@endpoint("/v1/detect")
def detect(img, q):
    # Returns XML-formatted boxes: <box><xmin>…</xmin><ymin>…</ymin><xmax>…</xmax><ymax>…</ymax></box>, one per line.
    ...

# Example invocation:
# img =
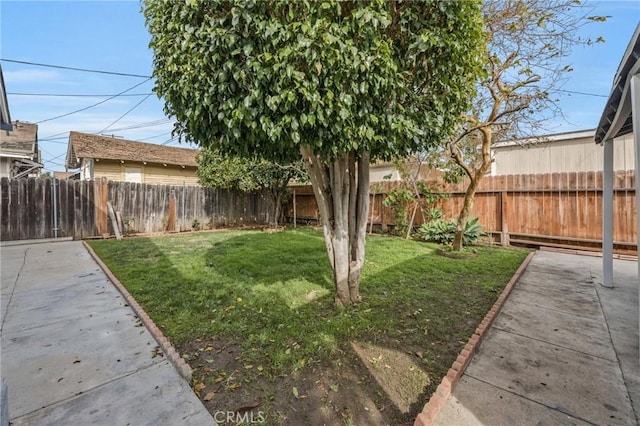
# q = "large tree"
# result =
<box><xmin>197</xmin><ymin>149</ymin><xmax>306</xmax><ymax>227</ymax></box>
<box><xmin>145</xmin><ymin>0</ymin><xmax>484</xmax><ymax>306</ymax></box>
<box><xmin>444</xmin><ymin>0</ymin><xmax>605</xmax><ymax>251</ymax></box>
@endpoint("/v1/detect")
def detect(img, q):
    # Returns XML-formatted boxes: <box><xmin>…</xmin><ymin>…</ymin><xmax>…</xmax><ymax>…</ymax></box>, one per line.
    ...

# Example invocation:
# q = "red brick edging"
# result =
<box><xmin>82</xmin><ymin>241</ymin><xmax>193</xmax><ymax>382</ymax></box>
<box><xmin>414</xmin><ymin>250</ymin><xmax>536</xmax><ymax>426</ymax></box>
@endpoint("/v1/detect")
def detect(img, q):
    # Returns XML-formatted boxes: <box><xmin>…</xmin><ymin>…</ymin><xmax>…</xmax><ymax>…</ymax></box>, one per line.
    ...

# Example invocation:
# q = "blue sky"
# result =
<box><xmin>1</xmin><ymin>1</ymin><xmax>639</xmax><ymax>173</ymax></box>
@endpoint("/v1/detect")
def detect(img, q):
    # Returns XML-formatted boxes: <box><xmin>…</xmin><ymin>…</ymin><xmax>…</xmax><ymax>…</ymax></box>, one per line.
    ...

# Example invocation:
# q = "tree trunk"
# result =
<box><xmin>452</xmin><ymin>127</ymin><xmax>493</xmax><ymax>251</ymax></box>
<box><xmin>452</xmin><ymin>177</ymin><xmax>478</xmax><ymax>251</ymax></box>
<box><xmin>300</xmin><ymin>145</ymin><xmax>370</xmax><ymax>307</ymax></box>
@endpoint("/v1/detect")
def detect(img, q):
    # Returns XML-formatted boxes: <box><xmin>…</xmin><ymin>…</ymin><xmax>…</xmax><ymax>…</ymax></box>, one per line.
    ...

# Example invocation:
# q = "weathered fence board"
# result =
<box><xmin>1</xmin><ymin>178</ymin><xmax>273</xmax><ymax>241</ymax></box>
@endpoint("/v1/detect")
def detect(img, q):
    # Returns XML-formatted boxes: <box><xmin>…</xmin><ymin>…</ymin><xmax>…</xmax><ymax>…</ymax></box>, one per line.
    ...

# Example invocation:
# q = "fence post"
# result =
<box><xmin>52</xmin><ymin>178</ymin><xmax>58</xmax><ymax>238</ymax></box>
<box><xmin>500</xmin><ymin>190</ymin><xmax>509</xmax><ymax>247</ymax></box>
<box><xmin>293</xmin><ymin>188</ymin><xmax>297</xmax><ymax>228</ymax></box>
<box><xmin>182</xmin><ymin>182</ymin><xmax>186</xmax><ymax>232</ymax></box>
<box><xmin>168</xmin><ymin>190</ymin><xmax>176</xmax><ymax>232</ymax></box>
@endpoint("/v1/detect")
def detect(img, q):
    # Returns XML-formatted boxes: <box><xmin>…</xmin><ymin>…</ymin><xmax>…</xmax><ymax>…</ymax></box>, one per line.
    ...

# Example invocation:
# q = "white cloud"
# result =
<box><xmin>3</xmin><ymin>69</ymin><xmax>64</xmax><ymax>84</ymax></box>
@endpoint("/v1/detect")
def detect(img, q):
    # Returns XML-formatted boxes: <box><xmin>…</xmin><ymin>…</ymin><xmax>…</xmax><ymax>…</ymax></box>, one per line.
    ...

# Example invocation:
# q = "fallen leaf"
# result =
<box><xmin>257</xmin><ymin>366</ymin><xmax>264</xmax><ymax>372</ymax></box>
<box><xmin>244</xmin><ymin>364</ymin><xmax>253</xmax><ymax>369</ymax></box>
<box><xmin>236</xmin><ymin>400</ymin><xmax>261</xmax><ymax>412</ymax></box>
<box><xmin>228</xmin><ymin>382</ymin><xmax>241</xmax><ymax>391</ymax></box>
<box><xmin>203</xmin><ymin>392</ymin><xmax>215</xmax><ymax>401</ymax></box>
<box><xmin>415</xmin><ymin>351</ymin><xmax>424</xmax><ymax>359</ymax></box>
<box><xmin>292</xmin><ymin>387</ymin><xmax>299</xmax><ymax>398</ymax></box>
<box><xmin>194</xmin><ymin>382</ymin><xmax>206</xmax><ymax>392</ymax></box>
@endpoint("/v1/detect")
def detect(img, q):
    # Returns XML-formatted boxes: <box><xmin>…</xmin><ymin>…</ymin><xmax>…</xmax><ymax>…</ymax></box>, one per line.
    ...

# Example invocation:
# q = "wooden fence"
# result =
<box><xmin>0</xmin><ymin>178</ymin><xmax>271</xmax><ymax>241</ymax></box>
<box><xmin>2</xmin><ymin>172</ymin><xmax>637</xmax><ymax>254</ymax></box>
<box><xmin>287</xmin><ymin>170</ymin><xmax>637</xmax><ymax>255</ymax></box>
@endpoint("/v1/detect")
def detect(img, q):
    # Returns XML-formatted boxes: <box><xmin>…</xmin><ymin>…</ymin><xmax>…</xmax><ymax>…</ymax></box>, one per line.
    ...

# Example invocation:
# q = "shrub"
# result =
<box><xmin>418</xmin><ymin>216</ymin><xmax>484</xmax><ymax>246</ymax></box>
<box><xmin>418</xmin><ymin>218</ymin><xmax>455</xmax><ymax>244</ymax></box>
<box><xmin>462</xmin><ymin>217</ymin><xmax>483</xmax><ymax>246</ymax></box>
<box><xmin>383</xmin><ymin>188</ymin><xmax>415</xmax><ymax>236</ymax></box>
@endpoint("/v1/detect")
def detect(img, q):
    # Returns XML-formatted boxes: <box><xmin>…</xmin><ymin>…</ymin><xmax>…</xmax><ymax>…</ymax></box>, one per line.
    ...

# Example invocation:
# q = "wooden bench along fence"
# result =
<box><xmin>287</xmin><ymin>170</ymin><xmax>637</xmax><ymax>255</ymax></box>
<box><xmin>0</xmin><ymin>177</ymin><xmax>271</xmax><ymax>241</ymax></box>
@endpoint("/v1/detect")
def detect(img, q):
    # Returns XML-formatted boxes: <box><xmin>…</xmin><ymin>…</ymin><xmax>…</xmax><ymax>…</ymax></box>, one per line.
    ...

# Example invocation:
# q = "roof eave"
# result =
<box><xmin>594</xmin><ymin>23</ymin><xmax>640</xmax><ymax>145</ymax></box>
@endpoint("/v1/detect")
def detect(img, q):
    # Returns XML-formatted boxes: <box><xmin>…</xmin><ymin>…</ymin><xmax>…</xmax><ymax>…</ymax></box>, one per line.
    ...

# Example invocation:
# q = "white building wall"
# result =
<box><xmin>492</xmin><ymin>132</ymin><xmax>635</xmax><ymax>175</ymax></box>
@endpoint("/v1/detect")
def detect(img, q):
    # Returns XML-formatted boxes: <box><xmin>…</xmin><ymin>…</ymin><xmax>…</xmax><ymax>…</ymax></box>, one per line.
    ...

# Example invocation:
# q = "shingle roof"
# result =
<box><xmin>66</xmin><ymin>131</ymin><xmax>199</xmax><ymax>169</ymax></box>
<box><xmin>0</xmin><ymin>121</ymin><xmax>38</xmax><ymax>155</ymax></box>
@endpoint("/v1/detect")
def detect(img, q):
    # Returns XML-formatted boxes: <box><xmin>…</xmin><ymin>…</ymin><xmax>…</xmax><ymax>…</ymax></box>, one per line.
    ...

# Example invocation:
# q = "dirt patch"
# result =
<box><xmin>180</xmin><ymin>337</ymin><xmax>420</xmax><ymax>425</ymax></box>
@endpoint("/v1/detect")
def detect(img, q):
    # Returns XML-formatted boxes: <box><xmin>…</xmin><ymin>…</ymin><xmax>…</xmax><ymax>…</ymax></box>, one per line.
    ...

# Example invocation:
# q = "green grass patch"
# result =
<box><xmin>89</xmin><ymin>228</ymin><xmax>528</xmax><ymax>422</ymax></box>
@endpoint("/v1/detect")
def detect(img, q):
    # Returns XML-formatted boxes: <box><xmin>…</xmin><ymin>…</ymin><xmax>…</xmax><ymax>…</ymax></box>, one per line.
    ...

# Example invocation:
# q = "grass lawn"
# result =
<box><xmin>88</xmin><ymin>228</ymin><xmax>528</xmax><ymax>425</ymax></box>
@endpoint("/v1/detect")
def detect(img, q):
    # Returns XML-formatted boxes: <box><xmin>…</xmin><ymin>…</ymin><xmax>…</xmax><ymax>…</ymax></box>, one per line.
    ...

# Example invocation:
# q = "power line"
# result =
<box><xmin>97</xmin><ymin>93</ymin><xmax>153</xmax><ymax>134</ymax></box>
<box><xmin>555</xmin><ymin>89</ymin><xmax>607</xmax><ymax>98</ymax></box>
<box><xmin>39</xmin><ymin>118</ymin><xmax>173</xmax><ymax>141</ymax></box>
<box><xmin>1</xmin><ymin>58</ymin><xmax>151</xmax><ymax>78</ymax></box>
<box><xmin>35</xmin><ymin>78</ymin><xmax>151</xmax><ymax>124</ymax></box>
<box><xmin>8</xmin><ymin>92</ymin><xmax>153</xmax><ymax>97</ymax></box>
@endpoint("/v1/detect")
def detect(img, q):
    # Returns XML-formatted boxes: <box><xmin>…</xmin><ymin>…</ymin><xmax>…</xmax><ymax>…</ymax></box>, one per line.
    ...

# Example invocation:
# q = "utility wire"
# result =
<box><xmin>1</xmin><ymin>58</ymin><xmax>151</xmax><ymax>78</ymax></box>
<box><xmin>97</xmin><ymin>93</ymin><xmax>153</xmax><ymax>134</ymax></box>
<box><xmin>8</xmin><ymin>92</ymin><xmax>152</xmax><ymax>97</ymax></box>
<box><xmin>39</xmin><ymin>118</ymin><xmax>173</xmax><ymax>141</ymax></box>
<box><xmin>555</xmin><ymin>89</ymin><xmax>607</xmax><ymax>98</ymax></box>
<box><xmin>35</xmin><ymin>78</ymin><xmax>151</xmax><ymax>124</ymax></box>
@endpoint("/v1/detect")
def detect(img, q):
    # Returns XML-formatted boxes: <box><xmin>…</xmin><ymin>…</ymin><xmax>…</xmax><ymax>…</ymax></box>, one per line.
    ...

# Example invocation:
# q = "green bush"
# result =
<box><xmin>383</xmin><ymin>188</ymin><xmax>415</xmax><ymax>236</ymax></box>
<box><xmin>418</xmin><ymin>216</ymin><xmax>484</xmax><ymax>246</ymax></box>
<box><xmin>462</xmin><ymin>217</ymin><xmax>483</xmax><ymax>246</ymax></box>
<box><xmin>418</xmin><ymin>219</ymin><xmax>455</xmax><ymax>244</ymax></box>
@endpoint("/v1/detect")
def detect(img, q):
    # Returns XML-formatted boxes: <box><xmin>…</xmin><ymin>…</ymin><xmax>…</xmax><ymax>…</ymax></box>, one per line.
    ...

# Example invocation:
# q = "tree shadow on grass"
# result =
<box><xmin>91</xmin><ymin>231</ymin><xmax>526</xmax><ymax>425</ymax></box>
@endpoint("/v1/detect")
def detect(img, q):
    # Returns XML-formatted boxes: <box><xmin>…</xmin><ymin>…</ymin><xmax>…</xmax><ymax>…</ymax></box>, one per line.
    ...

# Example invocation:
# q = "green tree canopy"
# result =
<box><xmin>145</xmin><ymin>0</ymin><xmax>485</xmax><ymax>305</ymax></box>
<box><xmin>196</xmin><ymin>149</ymin><xmax>306</xmax><ymax>227</ymax></box>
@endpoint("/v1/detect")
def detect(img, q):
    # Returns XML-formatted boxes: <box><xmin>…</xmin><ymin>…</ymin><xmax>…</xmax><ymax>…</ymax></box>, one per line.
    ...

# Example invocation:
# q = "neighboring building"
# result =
<box><xmin>491</xmin><ymin>129</ymin><xmax>634</xmax><ymax>176</ymax></box>
<box><xmin>0</xmin><ymin>121</ymin><xmax>42</xmax><ymax>179</ymax></box>
<box><xmin>370</xmin><ymin>161</ymin><xmax>402</xmax><ymax>182</ymax></box>
<box><xmin>369</xmin><ymin>157</ymin><xmax>443</xmax><ymax>183</ymax></box>
<box><xmin>53</xmin><ymin>171</ymin><xmax>77</xmax><ymax>180</ymax></box>
<box><xmin>65</xmin><ymin>131</ymin><xmax>200</xmax><ymax>185</ymax></box>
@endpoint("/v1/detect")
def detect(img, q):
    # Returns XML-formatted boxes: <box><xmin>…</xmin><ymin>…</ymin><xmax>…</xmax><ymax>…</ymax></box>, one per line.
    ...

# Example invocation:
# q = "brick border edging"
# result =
<box><xmin>82</xmin><ymin>241</ymin><xmax>193</xmax><ymax>382</ymax></box>
<box><xmin>414</xmin><ymin>250</ymin><xmax>537</xmax><ymax>426</ymax></box>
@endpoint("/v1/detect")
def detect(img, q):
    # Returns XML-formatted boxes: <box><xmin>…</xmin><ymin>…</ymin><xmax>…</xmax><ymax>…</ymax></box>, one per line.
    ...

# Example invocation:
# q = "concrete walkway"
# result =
<box><xmin>435</xmin><ymin>250</ymin><xmax>639</xmax><ymax>425</ymax></box>
<box><xmin>1</xmin><ymin>240</ymin><xmax>214</xmax><ymax>425</ymax></box>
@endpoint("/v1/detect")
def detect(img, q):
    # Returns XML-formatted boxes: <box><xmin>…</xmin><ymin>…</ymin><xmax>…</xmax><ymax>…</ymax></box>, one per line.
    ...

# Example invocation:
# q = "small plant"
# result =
<box><xmin>462</xmin><ymin>217</ymin><xmax>483</xmax><ymax>246</ymax></box>
<box><xmin>382</xmin><ymin>188</ymin><xmax>415</xmax><ymax>236</ymax></box>
<box><xmin>191</xmin><ymin>219</ymin><xmax>201</xmax><ymax>231</ymax></box>
<box><xmin>427</xmin><ymin>207</ymin><xmax>444</xmax><ymax>221</ymax></box>
<box><xmin>418</xmin><ymin>218</ymin><xmax>455</xmax><ymax>244</ymax></box>
<box><xmin>418</xmin><ymin>216</ymin><xmax>484</xmax><ymax>246</ymax></box>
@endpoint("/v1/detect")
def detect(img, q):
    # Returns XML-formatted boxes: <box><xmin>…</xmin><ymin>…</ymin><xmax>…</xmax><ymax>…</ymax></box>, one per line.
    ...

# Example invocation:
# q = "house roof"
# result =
<box><xmin>0</xmin><ymin>64</ymin><xmax>12</xmax><ymax>131</ymax></box>
<box><xmin>0</xmin><ymin>121</ymin><xmax>38</xmax><ymax>156</ymax></box>
<box><xmin>66</xmin><ymin>131</ymin><xmax>199</xmax><ymax>169</ymax></box>
<box><xmin>594</xmin><ymin>23</ymin><xmax>640</xmax><ymax>144</ymax></box>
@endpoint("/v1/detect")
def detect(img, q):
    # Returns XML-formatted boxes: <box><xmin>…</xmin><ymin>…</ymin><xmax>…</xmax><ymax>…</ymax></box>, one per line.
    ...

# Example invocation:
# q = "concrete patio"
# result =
<box><xmin>0</xmin><ymin>240</ymin><xmax>214</xmax><ymax>425</ymax></box>
<box><xmin>434</xmin><ymin>250</ymin><xmax>639</xmax><ymax>425</ymax></box>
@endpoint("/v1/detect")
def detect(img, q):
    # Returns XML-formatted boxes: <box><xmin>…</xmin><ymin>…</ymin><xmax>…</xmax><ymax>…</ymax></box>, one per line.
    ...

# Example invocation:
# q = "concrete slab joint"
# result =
<box><xmin>82</xmin><ymin>241</ymin><xmax>193</xmax><ymax>382</ymax></box>
<box><xmin>1</xmin><ymin>241</ymin><xmax>214</xmax><ymax>425</ymax></box>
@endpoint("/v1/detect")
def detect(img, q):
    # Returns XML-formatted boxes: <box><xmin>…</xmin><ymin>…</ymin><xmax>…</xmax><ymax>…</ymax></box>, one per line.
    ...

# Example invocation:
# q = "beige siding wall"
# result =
<box><xmin>492</xmin><ymin>133</ymin><xmax>634</xmax><ymax>175</ymax></box>
<box><xmin>93</xmin><ymin>160</ymin><xmax>199</xmax><ymax>185</ymax></box>
<box><xmin>370</xmin><ymin>164</ymin><xmax>401</xmax><ymax>182</ymax></box>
